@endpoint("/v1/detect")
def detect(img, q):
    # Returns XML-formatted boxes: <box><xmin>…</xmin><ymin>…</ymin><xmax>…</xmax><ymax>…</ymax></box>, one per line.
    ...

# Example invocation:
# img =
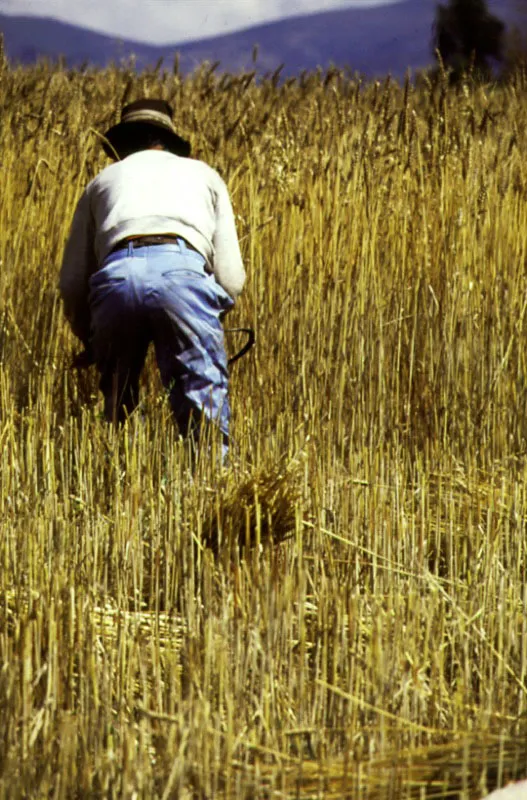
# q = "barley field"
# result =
<box><xmin>0</xmin><ymin>44</ymin><xmax>527</xmax><ymax>798</ymax></box>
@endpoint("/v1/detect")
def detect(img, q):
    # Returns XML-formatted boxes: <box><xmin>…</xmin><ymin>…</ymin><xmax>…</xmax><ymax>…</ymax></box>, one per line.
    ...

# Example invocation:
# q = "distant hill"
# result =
<box><xmin>0</xmin><ymin>1</ymin><xmax>517</xmax><ymax>80</ymax></box>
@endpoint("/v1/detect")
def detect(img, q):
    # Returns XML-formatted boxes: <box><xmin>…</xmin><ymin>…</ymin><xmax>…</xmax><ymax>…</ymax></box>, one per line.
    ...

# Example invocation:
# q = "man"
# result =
<box><xmin>60</xmin><ymin>98</ymin><xmax>246</xmax><ymax>457</ymax></box>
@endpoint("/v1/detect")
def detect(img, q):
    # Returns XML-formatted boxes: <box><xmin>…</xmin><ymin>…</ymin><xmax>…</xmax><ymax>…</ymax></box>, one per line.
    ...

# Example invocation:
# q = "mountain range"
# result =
<box><xmin>0</xmin><ymin>1</ymin><xmax>519</xmax><ymax>80</ymax></box>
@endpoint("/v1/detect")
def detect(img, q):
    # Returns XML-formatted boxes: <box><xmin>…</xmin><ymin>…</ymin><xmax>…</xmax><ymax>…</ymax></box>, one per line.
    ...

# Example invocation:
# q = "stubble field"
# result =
<box><xmin>0</xmin><ymin>49</ymin><xmax>527</xmax><ymax>798</ymax></box>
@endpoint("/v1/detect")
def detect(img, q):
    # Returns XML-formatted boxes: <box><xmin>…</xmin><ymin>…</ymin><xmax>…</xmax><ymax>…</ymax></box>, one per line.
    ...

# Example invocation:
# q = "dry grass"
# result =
<box><xmin>1</xmin><ymin>51</ymin><xmax>527</xmax><ymax>797</ymax></box>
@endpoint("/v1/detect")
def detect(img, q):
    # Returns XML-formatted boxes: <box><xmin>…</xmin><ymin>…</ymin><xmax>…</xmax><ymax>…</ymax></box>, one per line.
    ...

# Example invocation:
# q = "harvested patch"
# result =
<box><xmin>244</xmin><ymin>734</ymin><xmax>527</xmax><ymax>799</ymax></box>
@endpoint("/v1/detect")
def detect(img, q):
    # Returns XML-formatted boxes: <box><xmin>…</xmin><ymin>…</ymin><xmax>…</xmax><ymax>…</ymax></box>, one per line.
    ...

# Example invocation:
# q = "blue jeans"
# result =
<box><xmin>88</xmin><ymin>238</ymin><xmax>234</xmax><ymax>446</ymax></box>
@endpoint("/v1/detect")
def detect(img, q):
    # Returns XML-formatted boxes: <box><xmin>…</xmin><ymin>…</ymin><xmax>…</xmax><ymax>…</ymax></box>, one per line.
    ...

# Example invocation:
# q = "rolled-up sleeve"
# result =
<box><xmin>59</xmin><ymin>190</ymin><xmax>96</xmax><ymax>346</ymax></box>
<box><xmin>212</xmin><ymin>178</ymin><xmax>246</xmax><ymax>300</ymax></box>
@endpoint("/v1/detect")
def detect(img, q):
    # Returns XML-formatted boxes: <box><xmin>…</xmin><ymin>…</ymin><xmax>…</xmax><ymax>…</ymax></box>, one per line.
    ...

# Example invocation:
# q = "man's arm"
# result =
<box><xmin>212</xmin><ymin>178</ymin><xmax>246</xmax><ymax>301</ymax></box>
<box><xmin>59</xmin><ymin>190</ymin><xmax>97</xmax><ymax>348</ymax></box>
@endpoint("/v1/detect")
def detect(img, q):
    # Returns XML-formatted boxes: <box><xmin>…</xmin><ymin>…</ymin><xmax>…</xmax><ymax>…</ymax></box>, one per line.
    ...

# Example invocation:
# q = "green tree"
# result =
<box><xmin>432</xmin><ymin>0</ymin><xmax>505</xmax><ymax>79</ymax></box>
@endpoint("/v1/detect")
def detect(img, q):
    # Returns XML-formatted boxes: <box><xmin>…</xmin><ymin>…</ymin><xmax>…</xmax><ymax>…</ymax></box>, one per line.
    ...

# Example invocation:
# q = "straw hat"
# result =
<box><xmin>102</xmin><ymin>98</ymin><xmax>191</xmax><ymax>158</ymax></box>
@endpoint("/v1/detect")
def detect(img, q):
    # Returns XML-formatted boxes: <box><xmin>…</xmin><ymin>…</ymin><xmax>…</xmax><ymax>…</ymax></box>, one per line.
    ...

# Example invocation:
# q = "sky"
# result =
<box><xmin>0</xmin><ymin>0</ymin><xmax>398</xmax><ymax>44</ymax></box>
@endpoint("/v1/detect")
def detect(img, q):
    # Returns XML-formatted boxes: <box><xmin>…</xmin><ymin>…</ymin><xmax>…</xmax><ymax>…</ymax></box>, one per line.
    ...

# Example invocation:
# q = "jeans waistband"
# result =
<box><xmin>109</xmin><ymin>235</ymin><xmax>199</xmax><ymax>256</ymax></box>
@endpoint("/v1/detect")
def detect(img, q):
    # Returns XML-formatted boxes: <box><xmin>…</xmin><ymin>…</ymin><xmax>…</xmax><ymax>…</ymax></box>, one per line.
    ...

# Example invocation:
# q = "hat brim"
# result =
<box><xmin>102</xmin><ymin>120</ymin><xmax>191</xmax><ymax>159</ymax></box>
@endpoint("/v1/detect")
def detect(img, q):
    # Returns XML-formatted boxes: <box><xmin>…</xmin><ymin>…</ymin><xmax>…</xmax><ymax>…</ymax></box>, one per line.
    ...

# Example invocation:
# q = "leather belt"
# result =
<box><xmin>110</xmin><ymin>235</ymin><xmax>200</xmax><ymax>255</ymax></box>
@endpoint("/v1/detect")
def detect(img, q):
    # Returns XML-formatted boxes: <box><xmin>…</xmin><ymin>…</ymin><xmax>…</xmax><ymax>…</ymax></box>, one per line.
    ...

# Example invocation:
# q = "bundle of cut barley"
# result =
<box><xmin>201</xmin><ymin>455</ymin><xmax>304</xmax><ymax>556</ymax></box>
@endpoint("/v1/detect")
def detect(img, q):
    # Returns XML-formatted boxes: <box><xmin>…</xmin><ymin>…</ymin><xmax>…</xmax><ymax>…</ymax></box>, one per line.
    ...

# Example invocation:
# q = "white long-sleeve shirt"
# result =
<box><xmin>59</xmin><ymin>149</ymin><xmax>246</xmax><ymax>343</ymax></box>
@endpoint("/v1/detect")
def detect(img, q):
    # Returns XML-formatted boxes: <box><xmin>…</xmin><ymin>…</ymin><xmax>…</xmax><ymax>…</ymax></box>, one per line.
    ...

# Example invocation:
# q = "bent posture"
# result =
<box><xmin>60</xmin><ymin>99</ymin><xmax>245</xmax><ymax>455</ymax></box>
